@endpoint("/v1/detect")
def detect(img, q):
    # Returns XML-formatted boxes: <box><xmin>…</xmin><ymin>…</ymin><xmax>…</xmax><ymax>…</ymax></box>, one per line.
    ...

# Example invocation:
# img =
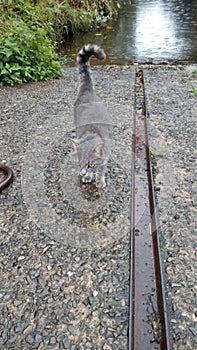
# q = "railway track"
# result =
<box><xmin>129</xmin><ymin>69</ymin><xmax>170</xmax><ymax>350</ymax></box>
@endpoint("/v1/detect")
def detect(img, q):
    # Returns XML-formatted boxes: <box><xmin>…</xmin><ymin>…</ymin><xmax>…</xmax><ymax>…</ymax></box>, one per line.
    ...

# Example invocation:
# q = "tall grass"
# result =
<box><xmin>0</xmin><ymin>0</ymin><xmax>120</xmax><ymax>42</ymax></box>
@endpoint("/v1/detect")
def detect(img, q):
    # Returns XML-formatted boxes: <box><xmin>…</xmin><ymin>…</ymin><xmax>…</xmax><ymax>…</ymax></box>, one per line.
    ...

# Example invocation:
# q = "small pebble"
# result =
<box><xmin>26</xmin><ymin>335</ymin><xmax>35</xmax><ymax>345</ymax></box>
<box><xmin>68</xmin><ymin>325</ymin><xmax>77</xmax><ymax>336</ymax></box>
<box><xmin>62</xmin><ymin>336</ymin><xmax>69</xmax><ymax>348</ymax></box>
<box><xmin>93</xmin><ymin>290</ymin><xmax>99</xmax><ymax>297</ymax></box>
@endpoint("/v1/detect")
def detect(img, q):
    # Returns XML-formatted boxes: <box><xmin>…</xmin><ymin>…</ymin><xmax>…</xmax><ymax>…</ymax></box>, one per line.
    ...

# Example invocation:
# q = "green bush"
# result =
<box><xmin>0</xmin><ymin>22</ymin><xmax>64</xmax><ymax>86</ymax></box>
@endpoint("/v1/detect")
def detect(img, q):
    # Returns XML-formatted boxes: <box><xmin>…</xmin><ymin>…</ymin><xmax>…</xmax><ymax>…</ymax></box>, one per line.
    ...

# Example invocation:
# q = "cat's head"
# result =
<box><xmin>69</xmin><ymin>137</ymin><xmax>106</xmax><ymax>181</ymax></box>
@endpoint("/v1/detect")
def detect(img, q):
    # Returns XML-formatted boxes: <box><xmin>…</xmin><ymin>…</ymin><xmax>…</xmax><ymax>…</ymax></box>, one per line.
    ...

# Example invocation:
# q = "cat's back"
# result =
<box><xmin>74</xmin><ymin>100</ymin><xmax>111</xmax><ymax>128</ymax></box>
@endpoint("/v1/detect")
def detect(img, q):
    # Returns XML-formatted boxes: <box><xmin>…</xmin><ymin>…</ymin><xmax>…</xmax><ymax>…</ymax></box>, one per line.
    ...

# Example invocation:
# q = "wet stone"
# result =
<box><xmin>26</xmin><ymin>334</ymin><xmax>35</xmax><ymax>345</ymax></box>
<box><xmin>50</xmin><ymin>336</ymin><xmax>57</xmax><ymax>345</ymax></box>
<box><xmin>174</xmin><ymin>213</ymin><xmax>180</xmax><ymax>220</ymax></box>
<box><xmin>188</xmin><ymin>326</ymin><xmax>197</xmax><ymax>336</ymax></box>
<box><xmin>23</xmin><ymin>324</ymin><xmax>35</xmax><ymax>335</ymax></box>
<box><xmin>14</xmin><ymin>323</ymin><xmax>23</xmax><ymax>333</ymax></box>
<box><xmin>103</xmin><ymin>344</ymin><xmax>112</xmax><ymax>350</ymax></box>
<box><xmin>68</xmin><ymin>325</ymin><xmax>77</xmax><ymax>336</ymax></box>
<box><xmin>71</xmin><ymin>345</ymin><xmax>77</xmax><ymax>350</ymax></box>
<box><xmin>2</xmin><ymin>329</ymin><xmax>8</xmax><ymax>341</ymax></box>
<box><xmin>83</xmin><ymin>297</ymin><xmax>90</xmax><ymax>306</ymax></box>
<box><xmin>35</xmin><ymin>334</ymin><xmax>42</xmax><ymax>343</ymax></box>
<box><xmin>62</xmin><ymin>335</ymin><xmax>69</xmax><ymax>348</ymax></box>
<box><xmin>85</xmin><ymin>341</ymin><xmax>94</xmax><ymax>348</ymax></box>
<box><xmin>13</xmin><ymin>299</ymin><xmax>23</xmax><ymax>307</ymax></box>
<box><xmin>47</xmin><ymin>297</ymin><xmax>54</xmax><ymax>304</ymax></box>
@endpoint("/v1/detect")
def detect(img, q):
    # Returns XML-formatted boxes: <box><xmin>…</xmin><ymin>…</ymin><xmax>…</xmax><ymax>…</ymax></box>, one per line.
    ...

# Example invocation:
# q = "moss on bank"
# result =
<box><xmin>0</xmin><ymin>0</ymin><xmax>120</xmax><ymax>86</ymax></box>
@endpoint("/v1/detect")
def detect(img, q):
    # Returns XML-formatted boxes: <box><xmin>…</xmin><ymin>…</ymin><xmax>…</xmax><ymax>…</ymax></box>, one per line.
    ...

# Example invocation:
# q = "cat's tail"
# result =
<box><xmin>77</xmin><ymin>44</ymin><xmax>106</xmax><ymax>65</ymax></box>
<box><xmin>77</xmin><ymin>44</ymin><xmax>106</xmax><ymax>86</ymax></box>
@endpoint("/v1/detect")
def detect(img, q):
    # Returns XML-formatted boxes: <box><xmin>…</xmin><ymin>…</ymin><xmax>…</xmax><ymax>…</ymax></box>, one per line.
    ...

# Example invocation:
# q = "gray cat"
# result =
<box><xmin>70</xmin><ymin>44</ymin><xmax>112</xmax><ymax>188</ymax></box>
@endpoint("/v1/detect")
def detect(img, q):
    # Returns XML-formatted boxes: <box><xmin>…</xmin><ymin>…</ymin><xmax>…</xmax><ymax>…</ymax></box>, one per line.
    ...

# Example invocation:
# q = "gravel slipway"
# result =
<box><xmin>0</xmin><ymin>64</ymin><xmax>196</xmax><ymax>349</ymax></box>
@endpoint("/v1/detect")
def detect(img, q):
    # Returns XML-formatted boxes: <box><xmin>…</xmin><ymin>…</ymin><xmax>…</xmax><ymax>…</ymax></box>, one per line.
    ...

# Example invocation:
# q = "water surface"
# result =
<box><xmin>61</xmin><ymin>0</ymin><xmax>197</xmax><ymax>65</ymax></box>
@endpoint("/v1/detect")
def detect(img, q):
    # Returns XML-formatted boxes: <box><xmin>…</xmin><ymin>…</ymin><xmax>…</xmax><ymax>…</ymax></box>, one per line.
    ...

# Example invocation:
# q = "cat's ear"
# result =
<box><xmin>68</xmin><ymin>138</ymin><xmax>79</xmax><ymax>153</ymax></box>
<box><xmin>94</xmin><ymin>143</ymin><xmax>105</xmax><ymax>157</ymax></box>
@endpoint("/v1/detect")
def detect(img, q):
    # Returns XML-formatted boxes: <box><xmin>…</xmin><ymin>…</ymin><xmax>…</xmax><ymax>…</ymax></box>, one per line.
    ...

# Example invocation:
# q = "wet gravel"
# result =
<box><xmin>144</xmin><ymin>65</ymin><xmax>197</xmax><ymax>350</ymax></box>
<box><xmin>0</xmin><ymin>66</ymin><xmax>134</xmax><ymax>349</ymax></box>
<box><xmin>0</xmin><ymin>64</ymin><xmax>196</xmax><ymax>349</ymax></box>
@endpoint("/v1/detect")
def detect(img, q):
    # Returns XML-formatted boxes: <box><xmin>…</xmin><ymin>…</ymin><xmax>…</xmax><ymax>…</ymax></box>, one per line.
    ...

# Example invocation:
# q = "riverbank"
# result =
<box><xmin>0</xmin><ymin>64</ymin><xmax>196</xmax><ymax>349</ymax></box>
<box><xmin>0</xmin><ymin>0</ymin><xmax>120</xmax><ymax>39</ymax></box>
<box><xmin>0</xmin><ymin>0</ymin><xmax>120</xmax><ymax>86</ymax></box>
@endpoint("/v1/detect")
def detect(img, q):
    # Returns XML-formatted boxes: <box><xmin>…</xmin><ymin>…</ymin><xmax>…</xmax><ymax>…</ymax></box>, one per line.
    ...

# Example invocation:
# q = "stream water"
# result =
<box><xmin>60</xmin><ymin>0</ymin><xmax>197</xmax><ymax>65</ymax></box>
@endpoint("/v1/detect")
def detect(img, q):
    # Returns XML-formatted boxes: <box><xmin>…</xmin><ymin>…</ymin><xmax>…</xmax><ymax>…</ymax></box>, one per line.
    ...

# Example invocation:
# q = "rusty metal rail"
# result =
<box><xmin>0</xmin><ymin>163</ymin><xmax>13</xmax><ymax>192</ymax></box>
<box><xmin>129</xmin><ymin>69</ymin><xmax>170</xmax><ymax>350</ymax></box>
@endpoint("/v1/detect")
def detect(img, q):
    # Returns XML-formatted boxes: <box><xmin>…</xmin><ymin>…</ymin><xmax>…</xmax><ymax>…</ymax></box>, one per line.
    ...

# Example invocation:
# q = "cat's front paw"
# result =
<box><xmin>81</xmin><ymin>172</ymin><xmax>94</xmax><ymax>183</ymax></box>
<box><xmin>82</xmin><ymin>176</ymin><xmax>92</xmax><ymax>183</ymax></box>
<box><xmin>96</xmin><ymin>178</ymin><xmax>106</xmax><ymax>189</ymax></box>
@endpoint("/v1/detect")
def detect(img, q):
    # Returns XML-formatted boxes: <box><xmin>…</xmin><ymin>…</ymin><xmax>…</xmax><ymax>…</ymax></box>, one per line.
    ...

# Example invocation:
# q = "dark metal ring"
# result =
<box><xmin>0</xmin><ymin>163</ymin><xmax>14</xmax><ymax>192</ymax></box>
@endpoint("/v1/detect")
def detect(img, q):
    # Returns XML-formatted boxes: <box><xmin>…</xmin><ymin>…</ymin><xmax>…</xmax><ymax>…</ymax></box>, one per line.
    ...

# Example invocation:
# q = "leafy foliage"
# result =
<box><xmin>0</xmin><ymin>23</ymin><xmax>64</xmax><ymax>86</ymax></box>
